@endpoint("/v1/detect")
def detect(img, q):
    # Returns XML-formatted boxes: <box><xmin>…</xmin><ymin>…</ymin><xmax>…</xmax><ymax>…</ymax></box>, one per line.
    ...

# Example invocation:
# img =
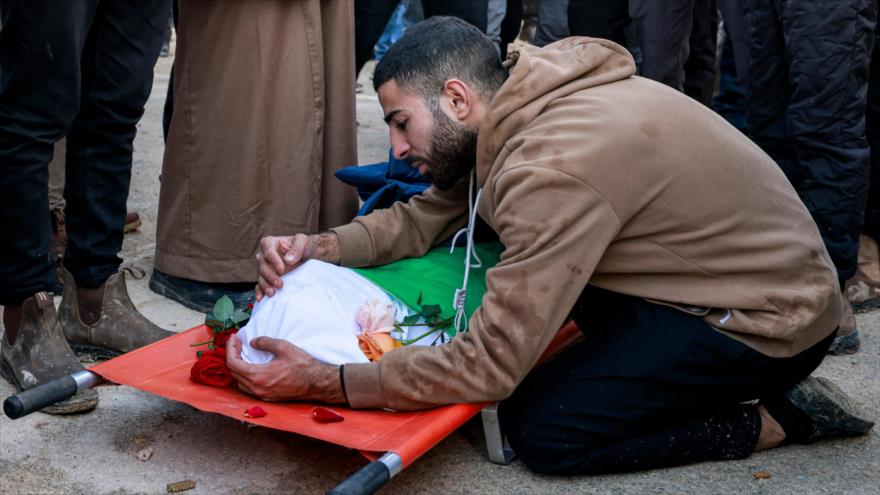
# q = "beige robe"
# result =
<box><xmin>155</xmin><ymin>0</ymin><xmax>358</xmax><ymax>283</ymax></box>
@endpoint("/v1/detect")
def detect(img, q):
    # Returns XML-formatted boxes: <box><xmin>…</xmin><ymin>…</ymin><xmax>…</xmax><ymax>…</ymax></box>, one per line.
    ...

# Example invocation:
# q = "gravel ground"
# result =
<box><xmin>1</xmin><ymin>56</ymin><xmax>878</xmax><ymax>495</ymax></box>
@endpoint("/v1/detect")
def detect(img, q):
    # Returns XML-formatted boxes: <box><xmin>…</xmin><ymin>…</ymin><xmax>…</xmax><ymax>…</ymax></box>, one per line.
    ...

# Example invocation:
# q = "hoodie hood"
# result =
<box><xmin>476</xmin><ymin>37</ymin><xmax>636</xmax><ymax>186</ymax></box>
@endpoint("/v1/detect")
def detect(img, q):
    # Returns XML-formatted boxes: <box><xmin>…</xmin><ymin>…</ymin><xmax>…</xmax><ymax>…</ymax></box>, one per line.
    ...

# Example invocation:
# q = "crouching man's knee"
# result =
<box><xmin>498</xmin><ymin>399</ymin><xmax>600</xmax><ymax>475</ymax></box>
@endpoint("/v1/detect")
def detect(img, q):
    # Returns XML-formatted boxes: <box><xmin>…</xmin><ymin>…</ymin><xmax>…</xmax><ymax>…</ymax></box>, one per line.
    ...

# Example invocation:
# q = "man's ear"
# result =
<box><xmin>441</xmin><ymin>79</ymin><xmax>473</xmax><ymax>122</ymax></box>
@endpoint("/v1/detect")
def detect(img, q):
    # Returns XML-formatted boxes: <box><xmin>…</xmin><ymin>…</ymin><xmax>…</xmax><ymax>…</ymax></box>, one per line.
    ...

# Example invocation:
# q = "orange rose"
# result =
<box><xmin>357</xmin><ymin>332</ymin><xmax>402</xmax><ymax>362</ymax></box>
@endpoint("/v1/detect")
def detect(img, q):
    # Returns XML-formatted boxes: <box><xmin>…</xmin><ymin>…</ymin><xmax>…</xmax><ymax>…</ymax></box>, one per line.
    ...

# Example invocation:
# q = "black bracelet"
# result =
<box><xmin>339</xmin><ymin>364</ymin><xmax>349</xmax><ymax>404</ymax></box>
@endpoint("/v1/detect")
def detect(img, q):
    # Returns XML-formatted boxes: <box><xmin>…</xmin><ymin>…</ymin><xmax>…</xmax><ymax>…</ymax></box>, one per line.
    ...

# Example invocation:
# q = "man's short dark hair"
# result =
<box><xmin>373</xmin><ymin>16</ymin><xmax>508</xmax><ymax>102</ymax></box>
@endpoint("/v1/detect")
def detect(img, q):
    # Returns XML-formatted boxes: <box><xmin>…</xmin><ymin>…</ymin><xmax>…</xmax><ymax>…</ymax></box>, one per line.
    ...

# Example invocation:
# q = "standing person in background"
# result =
<box><xmin>0</xmin><ymin>0</ymin><xmax>173</xmax><ymax>414</ymax></box>
<box><xmin>151</xmin><ymin>0</ymin><xmax>359</xmax><ymax>312</ymax></box>
<box><xmin>45</xmin><ymin>140</ymin><xmax>143</xmax><ymax>296</ymax></box>
<box><xmin>742</xmin><ymin>0</ymin><xmax>876</xmax><ymax>354</ymax></box>
<box><xmin>846</xmin><ymin>20</ymin><xmax>880</xmax><ymax>315</ymax></box>
<box><xmin>532</xmin><ymin>0</ymin><xmax>569</xmax><ymax>47</ymax></box>
<box><xmin>356</xmin><ymin>0</ymin><xmax>402</xmax><ymax>78</ymax></box>
<box><xmin>420</xmin><ymin>0</ymin><xmax>489</xmax><ymax>32</ymax></box>
<box><xmin>519</xmin><ymin>0</ymin><xmax>538</xmax><ymax>43</ymax></box>
<box><xmin>499</xmin><ymin>0</ymin><xmax>524</xmax><ymax>59</ymax></box>
<box><xmin>627</xmin><ymin>0</ymin><xmax>718</xmax><ymax>106</ymax></box>
<box><xmin>48</xmin><ymin>141</ymin><xmax>68</xmax><ymax>292</ymax></box>
<box><xmin>567</xmin><ymin>0</ymin><xmax>629</xmax><ymax>47</ymax></box>
<box><xmin>713</xmin><ymin>0</ymin><xmax>750</xmax><ymax>132</ymax></box>
<box><xmin>373</xmin><ymin>1</ymin><xmax>419</xmax><ymax>65</ymax></box>
<box><xmin>356</xmin><ymin>0</ymin><xmax>519</xmax><ymax>79</ymax></box>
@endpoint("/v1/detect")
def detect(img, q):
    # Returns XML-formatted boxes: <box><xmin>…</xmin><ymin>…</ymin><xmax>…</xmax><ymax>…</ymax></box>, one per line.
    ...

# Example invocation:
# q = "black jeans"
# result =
<box><xmin>420</xmin><ymin>0</ymin><xmax>488</xmax><ymax>33</ymax></box>
<box><xmin>742</xmin><ymin>0</ymin><xmax>876</xmax><ymax>285</ymax></box>
<box><xmin>567</xmin><ymin>0</ymin><xmax>630</xmax><ymax>47</ymax></box>
<box><xmin>628</xmin><ymin>0</ymin><xmax>717</xmax><ymax>106</ymax></box>
<box><xmin>0</xmin><ymin>0</ymin><xmax>169</xmax><ymax>305</ymax></box>
<box><xmin>867</xmin><ymin>20</ymin><xmax>880</xmax><ymax>243</ymax></box>
<box><xmin>498</xmin><ymin>286</ymin><xmax>833</xmax><ymax>475</ymax></box>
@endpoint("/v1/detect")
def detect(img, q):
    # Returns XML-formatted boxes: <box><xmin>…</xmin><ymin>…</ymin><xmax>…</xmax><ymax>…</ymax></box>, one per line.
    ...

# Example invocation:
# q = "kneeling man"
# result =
<box><xmin>229</xmin><ymin>17</ymin><xmax>873</xmax><ymax>474</ymax></box>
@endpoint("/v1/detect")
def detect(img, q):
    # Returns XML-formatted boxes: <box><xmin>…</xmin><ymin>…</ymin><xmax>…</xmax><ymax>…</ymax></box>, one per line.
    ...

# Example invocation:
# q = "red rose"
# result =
<box><xmin>213</xmin><ymin>329</ymin><xmax>238</xmax><ymax>349</ymax></box>
<box><xmin>190</xmin><ymin>349</ymin><xmax>233</xmax><ymax>388</ymax></box>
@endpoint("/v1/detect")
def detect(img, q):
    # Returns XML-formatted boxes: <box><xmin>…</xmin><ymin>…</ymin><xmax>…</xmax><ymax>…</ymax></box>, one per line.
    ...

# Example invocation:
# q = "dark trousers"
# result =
<box><xmin>567</xmin><ymin>0</ymin><xmax>630</xmax><ymax>47</ymax></box>
<box><xmin>713</xmin><ymin>30</ymin><xmax>748</xmax><ymax>132</ymax></box>
<box><xmin>355</xmin><ymin>0</ymin><xmax>399</xmax><ymax>77</ymax></box>
<box><xmin>0</xmin><ymin>0</ymin><xmax>169</xmax><ymax>305</ymax></box>
<box><xmin>499</xmin><ymin>0</ymin><xmax>523</xmax><ymax>60</ymax></box>
<box><xmin>743</xmin><ymin>0</ymin><xmax>876</xmax><ymax>285</ymax></box>
<box><xmin>420</xmin><ymin>0</ymin><xmax>488</xmax><ymax>33</ymax></box>
<box><xmin>713</xmin><ymin>0</ymin><xmax>749</xmax><ymax>131</ymax></box>
<box><xmin>717</xmin><ymin>0</ymin><xmax>748</xmax><ymax>83</ymax></box>
<box><xmin>628</xmin><ymin>0</ymin><xmax>717</xmax><ymax>106</ymax></box>
<box><xmin>867</xmin><ymin>20</ymin><xmax>880</xmax><ymax>243</ymax></box>
<box><xmin>681</xmin><ymin>0</ymin><xmax>716</xmax><ymax>106</ymax></box>
<box><xmin>499</xmin><ymin>286</ymin><xmax>832</xmax><ymax>475</ymax></box>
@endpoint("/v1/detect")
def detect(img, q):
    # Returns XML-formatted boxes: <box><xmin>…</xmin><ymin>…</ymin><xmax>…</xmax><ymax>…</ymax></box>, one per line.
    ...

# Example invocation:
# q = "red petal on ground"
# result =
<box><xmin>243</xmin><ymin>406</ymin><xmax>268</xmax><ymax>418</ymax></box>
<box><xmin>312</xmin><ymin>407</ymin><xmax>345</xmax><ymax>423</ymax></box>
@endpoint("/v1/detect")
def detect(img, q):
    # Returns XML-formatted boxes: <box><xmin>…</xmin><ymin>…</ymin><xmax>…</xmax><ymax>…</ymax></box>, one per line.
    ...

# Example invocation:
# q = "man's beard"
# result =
<box><xmin>418</xmin><ymin>100</ymin><xmax>478</xmax><ymax>190</ymax></box>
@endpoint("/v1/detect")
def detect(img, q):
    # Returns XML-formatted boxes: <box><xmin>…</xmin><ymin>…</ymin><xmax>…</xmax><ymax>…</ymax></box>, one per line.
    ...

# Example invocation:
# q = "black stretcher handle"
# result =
<box><xmin>327</xmin><ymin>459</ymin><xmax>391</xmax><ymax>495</ymax></box>
<box><xmin>4</xmin><ymin>374</ymin><xmax>81</xmax><ymax>419</ymax></box>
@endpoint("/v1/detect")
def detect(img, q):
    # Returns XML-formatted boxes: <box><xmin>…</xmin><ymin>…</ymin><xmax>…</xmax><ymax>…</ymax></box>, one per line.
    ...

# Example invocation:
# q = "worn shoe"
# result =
<box><xmin>828</xmin><ymin>297</ymin><xmax>860</xmax><ymax>355</ymax></box>
<box><xmin>845</xmin><ymin>235</ymin><xmax>880</xmax><ymax>313</ymax></box>
<box><xmin>149</xmin><ymin>269</ymin><xmax>254</xmax><ymax>313</ymax></box>
<box><xmin>0</xmin><ymin>293</ymin><xmax>98</xmax><ymax>414</ymax></box>
<box><xmin>762</xmin><ymin>376</ymin><xmax>874</xmax><ymax>444</ymax></box>
<box><xmin>123</xmin><ymin>211</ymin><xmax>142</xmax><ymax>234</ymax></box>
<box><xmin>58</xmin><ymin>268</ymin><xmax>174</xmax><ymax>359</ymax></box>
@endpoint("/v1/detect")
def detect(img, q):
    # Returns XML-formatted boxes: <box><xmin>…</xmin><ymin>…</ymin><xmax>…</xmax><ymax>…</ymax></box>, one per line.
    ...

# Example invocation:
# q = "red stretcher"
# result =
<box><xmin>3</xmin><ymin>321</ymin><xmax>582</xmax><ymax>494</ymax></box>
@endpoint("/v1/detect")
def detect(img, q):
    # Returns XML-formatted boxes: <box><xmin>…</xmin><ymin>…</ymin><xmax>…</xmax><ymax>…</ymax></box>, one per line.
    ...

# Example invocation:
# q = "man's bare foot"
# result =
<box><xmin>754</xmin><ymin>404</ymin><xmax>786</xmax><ymax>451</ymax></box>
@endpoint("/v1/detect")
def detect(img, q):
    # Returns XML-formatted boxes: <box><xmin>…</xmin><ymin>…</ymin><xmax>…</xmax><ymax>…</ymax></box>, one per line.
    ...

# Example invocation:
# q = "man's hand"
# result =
<box><xmin>255</xmin><ymin>232</ymin><xmax>342</xmax><ymax>301</ymax></box>
<box><xmin>255</xmin><ymin>234</ymin><xmax>311</xmax><ymax>301</ymax></box>
<box><xmin>226</xmin><ymin>334</ymin><xmax>346</xmax><ymax>404</ymax></box>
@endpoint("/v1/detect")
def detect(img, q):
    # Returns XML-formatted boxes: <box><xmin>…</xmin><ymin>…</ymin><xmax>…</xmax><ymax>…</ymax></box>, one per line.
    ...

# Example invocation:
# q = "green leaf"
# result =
<box><xmin>444</xmin><ymin>326</ymin><xmax>457</xmax><ymax>338</ymax></box>
<box><xmin>421</xmin><ymin>304</ymin><xmax>442</xmax><ymax>318</ymax></box>
<box><xmin>213</xmin><ymin>295</ymin><xmax>234</xmax><ymax>322</ymax></box>
<box><xmin>231</xmin><ymin>309</ymin><xmax>250</xmax><ymax>325</ymax></box>
<box><xmin>402</xmin><ymin>314</ymin><xmax>421</xmax><ymax>325</ymax></box>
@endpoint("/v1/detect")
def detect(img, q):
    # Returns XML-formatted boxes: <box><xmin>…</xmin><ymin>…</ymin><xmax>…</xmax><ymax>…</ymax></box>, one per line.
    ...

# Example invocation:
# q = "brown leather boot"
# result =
<box><xmin>58</xmin><ymin>268</ymin><xmax>175</xmax><ymax>359</ymax></box>
<box><xmin>845</xmin><ymin>235</ymin><xmax>880</xmax><ymax>313</ymax></box>
<box><xmin>0</xmin><ymin>293</ymin><xmax>98</xmax><ymax>414</ymax></box>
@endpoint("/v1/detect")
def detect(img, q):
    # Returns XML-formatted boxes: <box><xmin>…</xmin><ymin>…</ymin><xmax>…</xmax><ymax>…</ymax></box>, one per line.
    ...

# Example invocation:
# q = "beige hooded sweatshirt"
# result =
<box><xmin>333</xmin><ymin>38</ymin><xmax>841</xmax><ymax>410</ymax></box>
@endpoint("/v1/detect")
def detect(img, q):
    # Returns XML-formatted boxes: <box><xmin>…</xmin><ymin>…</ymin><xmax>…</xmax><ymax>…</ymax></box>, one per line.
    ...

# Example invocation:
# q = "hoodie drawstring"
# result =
<box><xmin>449</xmin><ymin>170</ymin><xmax>483</xmax><ymax>337</ymax></box>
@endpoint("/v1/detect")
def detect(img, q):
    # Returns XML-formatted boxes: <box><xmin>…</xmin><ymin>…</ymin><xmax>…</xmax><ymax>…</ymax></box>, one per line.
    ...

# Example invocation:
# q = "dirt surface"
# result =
<box><xmin>1</xmin><ymin>57</ymin><xmax>878</xmax><ymax>495</ymax></box>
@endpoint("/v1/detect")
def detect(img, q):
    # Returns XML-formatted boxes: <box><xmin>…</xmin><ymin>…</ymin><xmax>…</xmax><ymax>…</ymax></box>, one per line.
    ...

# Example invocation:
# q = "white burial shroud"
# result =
<box><xmin>238</xmin><ymin>260</ymin><xmax>436</xmax><ymax>365</ymax></box>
